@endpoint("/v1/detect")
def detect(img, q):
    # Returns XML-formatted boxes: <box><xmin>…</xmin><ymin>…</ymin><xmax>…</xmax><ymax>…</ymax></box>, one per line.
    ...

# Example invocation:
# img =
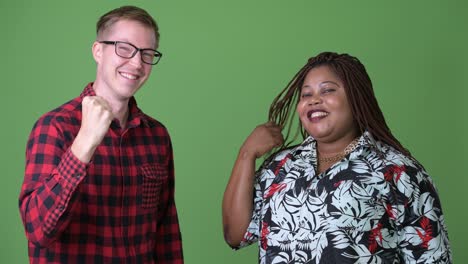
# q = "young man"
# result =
<box><xmin>19</xmin><ymin>6</ymin><xmax>183</xmax><ymax>263</ymax></box>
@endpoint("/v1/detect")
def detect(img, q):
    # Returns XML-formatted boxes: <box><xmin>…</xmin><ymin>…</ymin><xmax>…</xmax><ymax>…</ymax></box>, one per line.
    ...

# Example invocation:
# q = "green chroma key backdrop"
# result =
<box><xmin>1</xmin><ymin>0</ymin><xmax>466</xmax><ymax>263</ymax></box>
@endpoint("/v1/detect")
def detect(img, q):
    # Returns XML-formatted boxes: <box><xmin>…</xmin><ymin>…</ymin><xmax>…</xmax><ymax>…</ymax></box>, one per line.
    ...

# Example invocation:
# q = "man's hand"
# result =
<box><xmin>71</xmin><ymin>96</ymin><xmax>113</xmax><ymax>163</ymax></box>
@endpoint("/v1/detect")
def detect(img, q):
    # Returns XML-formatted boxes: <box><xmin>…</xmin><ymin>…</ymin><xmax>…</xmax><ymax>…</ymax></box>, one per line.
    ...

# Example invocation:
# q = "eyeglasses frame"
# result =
<box><xmin>98</xmin><ymin>40</ymin><xmax>162</xmax><ymax>65</ymax></box>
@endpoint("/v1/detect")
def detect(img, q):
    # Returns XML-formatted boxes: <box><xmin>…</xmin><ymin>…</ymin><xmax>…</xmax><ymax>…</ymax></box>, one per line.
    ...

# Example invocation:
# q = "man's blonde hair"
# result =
<box><xmin>96</xmin><ymin>6</ymin><xmax>160</xmax><ymax>47</ymax></box>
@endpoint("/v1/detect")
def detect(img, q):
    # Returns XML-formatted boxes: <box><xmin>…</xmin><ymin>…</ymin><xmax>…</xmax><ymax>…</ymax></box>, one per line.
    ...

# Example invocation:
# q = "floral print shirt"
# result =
<box><xmin>238</xmin><ymin>132</ymin><xmax>452</xmax><ymax>263</ymax></box>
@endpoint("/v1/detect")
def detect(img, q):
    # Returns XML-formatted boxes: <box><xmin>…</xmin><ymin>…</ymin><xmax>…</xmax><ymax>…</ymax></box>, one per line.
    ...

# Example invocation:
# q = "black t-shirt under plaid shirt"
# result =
<box><xmin>19</xmin><ymin>83</ymin><xmax>183</xmax><ymax>263</ymax></box>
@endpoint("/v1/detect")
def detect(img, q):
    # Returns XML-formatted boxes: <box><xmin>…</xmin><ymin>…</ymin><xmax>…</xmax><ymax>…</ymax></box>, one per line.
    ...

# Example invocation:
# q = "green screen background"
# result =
<box><xmin>1</xmin><ymin>1</ymin><xmax>466</xmax><ymax>263</ymax></box>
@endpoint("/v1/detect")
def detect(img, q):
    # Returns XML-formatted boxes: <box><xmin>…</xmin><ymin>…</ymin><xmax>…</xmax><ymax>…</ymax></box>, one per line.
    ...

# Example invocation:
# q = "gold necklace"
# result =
<box><xmin>317</xmin><ymin>137</ymin><xmax>360</xmax><ymax>163</ymax></box>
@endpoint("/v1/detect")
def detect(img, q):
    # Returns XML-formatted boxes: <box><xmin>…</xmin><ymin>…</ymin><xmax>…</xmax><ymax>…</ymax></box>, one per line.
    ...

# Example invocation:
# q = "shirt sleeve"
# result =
<box><xmin>396</xmin><ymin>165</ymin><xmax>452</xmax><ymax>263</ymax></box>
<box><xmin>154</xmin><ymin>136</ymin><xmax>184</xmax><ymax>263</ymax></box>
<box><xmin>234</xmin><ymin>168</ymin><xmax>265</xmax><ymax>250</ymax></box>
<box><xmin>19</xmin><ymin>115</ymin><xmax>87</xmax><ymax>247</ymax></box>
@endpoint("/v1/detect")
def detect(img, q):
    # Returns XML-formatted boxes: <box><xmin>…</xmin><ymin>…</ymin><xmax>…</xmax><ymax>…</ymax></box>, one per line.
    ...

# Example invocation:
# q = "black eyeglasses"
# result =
<box><xmin>99</xmin><ymin>41</ymin><xmax>162</xmax><ymax>65</ymax></box>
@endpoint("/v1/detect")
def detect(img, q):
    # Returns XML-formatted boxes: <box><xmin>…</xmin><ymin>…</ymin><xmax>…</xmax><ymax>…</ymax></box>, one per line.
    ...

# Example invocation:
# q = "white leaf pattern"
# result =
<box><xmin>395</xmin><ymin>170</ymin><xmax>415</xmax><ymax>198</ymax></box>
<box><xmin>330</xmin><ymin>230</ymin><xmax>351</xmax><ymax>249</ymax></box>
<box><xmin>308</xmin><ymin>231</ymin><xmax>328</xmax><ymax>263</ymax></box>
<box><xmin>419</xmin><ymin>232</ymin><xmax>452</xmax><ymax>263</ymax></box>
<box><xmin>271</xmin><ymin>252</ymin><xmax>289</xmax><ymax>264</ymax></box>
<box><xmin>380</xmin><ymin>228</ymin><xmax>398</xmax><ymax>248</ymax></box>
<box><xmin>328</xmin><ymin>160</ymin><xmax>349</xmax><ymax>179</ymax></box>
<box><xmin>400</xmin><ymin>226</ymin><xmax>423</xmax><ymax>246</ymax></box>
<box><xmin>418</xmin><ymin>192</ymin><xmax>438</xmax><ymax>222</ymax></box>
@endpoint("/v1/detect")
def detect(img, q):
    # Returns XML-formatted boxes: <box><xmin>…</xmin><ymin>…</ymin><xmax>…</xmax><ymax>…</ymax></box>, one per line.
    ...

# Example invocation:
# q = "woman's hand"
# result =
<box><xmin>240</xmin><ymin>122</ymin><xmax>284</xmax><ymax>159</ymax></box>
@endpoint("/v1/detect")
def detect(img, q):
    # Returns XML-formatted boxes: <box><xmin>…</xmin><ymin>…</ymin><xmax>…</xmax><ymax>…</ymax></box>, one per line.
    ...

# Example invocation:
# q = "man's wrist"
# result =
<box><xmin>70</xmin><ymin>135</ymin><xmax>95</xmax><ymax>163</ymax></box>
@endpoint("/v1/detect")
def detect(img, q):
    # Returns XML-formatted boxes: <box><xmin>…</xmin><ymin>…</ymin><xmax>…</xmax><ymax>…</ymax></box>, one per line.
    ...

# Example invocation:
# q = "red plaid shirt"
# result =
<box><xmin>19</xmin><ymin>83</ymin><xmax>183</xmax><ymax>263</ymax></box>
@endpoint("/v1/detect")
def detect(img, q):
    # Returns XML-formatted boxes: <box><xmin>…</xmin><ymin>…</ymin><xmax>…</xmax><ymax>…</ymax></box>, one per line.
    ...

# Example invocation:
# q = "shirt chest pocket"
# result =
<box><xmin>139</xmin><ymin>163</ymin><xmax>168</xmax><ymax>209</ymax></box>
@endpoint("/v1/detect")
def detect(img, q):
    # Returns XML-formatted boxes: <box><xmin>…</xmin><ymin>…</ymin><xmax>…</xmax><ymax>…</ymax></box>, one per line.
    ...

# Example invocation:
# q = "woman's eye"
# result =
<box><xmin>301</xmin><ymin>93</ymin><xmax>311</xmax><ymax>98</ymax></box>
<box><xmin>322</xmin><ymin>88</ymin><xmax>335</xmax><ymax>94</ymax></box>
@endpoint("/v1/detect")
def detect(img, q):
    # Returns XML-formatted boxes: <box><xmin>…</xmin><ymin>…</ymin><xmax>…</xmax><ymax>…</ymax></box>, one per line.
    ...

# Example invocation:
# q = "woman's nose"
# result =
<box><xmin>307</xmin><ymin>94</ymin><xmax>322</xmax><ymax>105</ymax></box>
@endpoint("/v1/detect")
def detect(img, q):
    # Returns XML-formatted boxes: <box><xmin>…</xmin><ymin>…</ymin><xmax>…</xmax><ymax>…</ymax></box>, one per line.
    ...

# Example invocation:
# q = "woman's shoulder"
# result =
<box><xmin>362</xmin><ymin>132</ymin><xmax>422</xmax><ymax>168</ymax></box>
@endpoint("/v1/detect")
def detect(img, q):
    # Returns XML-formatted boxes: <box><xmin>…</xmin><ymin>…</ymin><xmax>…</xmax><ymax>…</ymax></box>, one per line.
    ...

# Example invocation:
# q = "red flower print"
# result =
<box><xmin>334</xmin><ymin>180</ymin><xmax>344</xmax><ymax>188</ymax></box>
<box><xmin>274</xmin><ymin>154</ymin><xmax>291</xmax><ymax>175</ymax></box>
<box><xmin>385</xmin><ymin>203</ymin><xmax>396</xmax><ymax>220</ymax></box>
<box><xmin>260</xmin><ymin>221</ymin><xmax>269</xmax><ymax>250</ymax></box>
<box><xmin>264</xmin><ymin>183</ymin><xmax>287</xmax><ymax>199</ymax></box>
<box><xmin>384</xmin><ymin>165</ymin><xmax>405</xmax><ymax>182</ymax></box>
<box><xmin>242</xmin><ymin>231</ymin><xmax>254</xmax><ymax>242</ymax></box>
<box><xmin>416</xmin><ymin>216</ymin><xmax>433</xmax><ymax>249</ymax></box>
<box><xmin>368</xmin><ymin>223</ymin><xmax>383</xmax><ymax>253</ymax></box>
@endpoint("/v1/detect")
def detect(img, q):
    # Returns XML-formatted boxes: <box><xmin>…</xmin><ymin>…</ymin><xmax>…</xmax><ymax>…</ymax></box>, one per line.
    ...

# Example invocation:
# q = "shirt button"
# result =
<box><xmin>73</xmin><ymin>173</ymin><xmax>81</xmax><ymax>178</ymax></box>
<box><xmin>58</xmin><ymin>205</ymin><xmax>65</xmax><ymax>211</ymax></box>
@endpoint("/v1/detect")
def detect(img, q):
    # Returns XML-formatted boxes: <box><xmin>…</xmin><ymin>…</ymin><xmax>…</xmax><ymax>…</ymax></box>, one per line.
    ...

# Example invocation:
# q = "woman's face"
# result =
<box><xmin>296</xmin><ymin>66</ymin><xmax>358</xmax><ymax>144</ymax></box>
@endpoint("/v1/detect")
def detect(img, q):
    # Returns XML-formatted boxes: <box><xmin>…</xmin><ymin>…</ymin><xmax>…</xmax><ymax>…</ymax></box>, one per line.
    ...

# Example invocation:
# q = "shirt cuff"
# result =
<box><xmin>57</xmin><ymin>148</ymin><xmax>88</xmax><ymax>186</ymax></box>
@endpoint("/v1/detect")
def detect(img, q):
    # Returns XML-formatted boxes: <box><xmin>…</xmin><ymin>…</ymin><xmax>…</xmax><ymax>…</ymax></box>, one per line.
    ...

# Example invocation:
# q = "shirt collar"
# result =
<box><xmin>292</xmin><ymin>131</ymin><xmax>376</xmax><ymax>158</ymax></box>
<box><xmin>80</xmin><ymin>82</ymin><xmax>150</xmax><ymax>128</ymax></box>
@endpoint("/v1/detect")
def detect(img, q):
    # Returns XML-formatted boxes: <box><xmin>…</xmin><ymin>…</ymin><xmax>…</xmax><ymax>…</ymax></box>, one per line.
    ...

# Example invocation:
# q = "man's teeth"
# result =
<box><xmin>310</xmin><ymin>112</ymin><xmax>328</xmax><ymax>118</ymax></box>
<box><xmin>120</xmin><ymin>72</ymin><xmax>138</xmax><ymax>80</ymax></box>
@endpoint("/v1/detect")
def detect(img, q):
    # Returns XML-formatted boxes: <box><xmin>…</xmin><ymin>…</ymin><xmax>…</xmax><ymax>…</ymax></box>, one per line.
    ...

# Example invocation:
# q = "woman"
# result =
<box><xmin>222</xmin><ymin>52</ymin><xmax>452</xmax><ymax>263</ymax></box>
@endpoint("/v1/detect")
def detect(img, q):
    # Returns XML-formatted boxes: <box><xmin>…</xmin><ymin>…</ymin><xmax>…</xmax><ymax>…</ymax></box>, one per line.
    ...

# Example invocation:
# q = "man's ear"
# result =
<box><xmin>92</xmin><ymin>41</ymin><xmax>102</xmax><ymax>64</ymax></box>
